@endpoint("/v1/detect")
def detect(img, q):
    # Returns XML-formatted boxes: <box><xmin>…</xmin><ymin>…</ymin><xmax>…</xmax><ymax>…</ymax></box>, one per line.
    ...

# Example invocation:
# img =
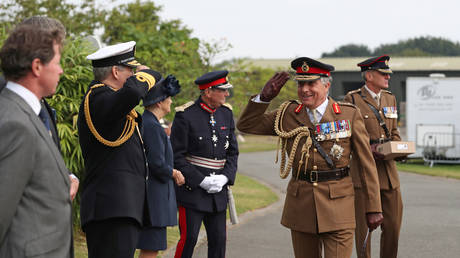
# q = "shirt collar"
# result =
<box><xmin>310</xmin><ymin>97</ymin><xmax>329</xmax><ymax>116</ymax></box>
<box><xmin>6</xmin><ymin>81</ymin><xmax>41</xmax><ymax>115</ymax></box>
<box><xmin>364</xmin><ymin>85</ymin><xmax>381</xmax><ymax>99</ymax></box>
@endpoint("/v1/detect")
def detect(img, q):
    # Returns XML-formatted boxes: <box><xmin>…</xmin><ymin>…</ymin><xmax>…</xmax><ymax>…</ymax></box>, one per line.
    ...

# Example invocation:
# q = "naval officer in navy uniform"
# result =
<box><xmin>77</xmin><ymin>41</ymin><xmax>162</xmax><ymax>258</ymax></box>
<box><xmin>171</xmin><ymin>70</ymin><xmax>239</xmax><ymax>258</ymax></box>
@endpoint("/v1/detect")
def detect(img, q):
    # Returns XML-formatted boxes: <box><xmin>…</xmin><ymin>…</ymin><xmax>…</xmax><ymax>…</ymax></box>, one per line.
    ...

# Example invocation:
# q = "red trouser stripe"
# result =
<box><xmin>174</xmin><ymin>206</ymin><xmax>187</xmax><ymax>258</ymax></box>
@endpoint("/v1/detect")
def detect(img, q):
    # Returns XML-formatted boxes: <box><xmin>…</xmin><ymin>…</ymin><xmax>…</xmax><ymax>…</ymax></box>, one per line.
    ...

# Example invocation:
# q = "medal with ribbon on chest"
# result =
<box><xmin>383</xmin><ymin>106</ymin><xmax>398</xmax><ymax>119</ymax></box>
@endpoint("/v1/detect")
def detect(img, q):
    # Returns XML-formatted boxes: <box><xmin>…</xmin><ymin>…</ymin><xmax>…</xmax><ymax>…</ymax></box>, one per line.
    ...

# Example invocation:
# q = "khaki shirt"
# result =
<box><xmin>237</xmin><ymin>96</ymin><xmax>381</xmax><ymax>233</ymax></box>
<box><xmin>344</xmin><ymin>86</ymin><xmax>401</xmax><ymax>190</ymax></box>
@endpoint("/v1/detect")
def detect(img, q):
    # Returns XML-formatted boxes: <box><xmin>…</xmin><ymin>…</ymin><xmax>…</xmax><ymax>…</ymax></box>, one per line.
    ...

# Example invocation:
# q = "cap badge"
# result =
<box><xmin>301</xmin><ymin>62</ymin><xmax>309</xmax><ymax>72</ymax></box>
<box><xmin>385</xmin><ymin>60</ymin><xmax>389</xmax><ymax>66</ymax></box>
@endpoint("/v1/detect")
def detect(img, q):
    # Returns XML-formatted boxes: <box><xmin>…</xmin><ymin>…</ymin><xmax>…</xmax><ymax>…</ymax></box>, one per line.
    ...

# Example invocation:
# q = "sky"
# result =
<box><xmin>116</xmin><ymin>0</ymin><xmax>460</xmax><ymax>62</ymax></box>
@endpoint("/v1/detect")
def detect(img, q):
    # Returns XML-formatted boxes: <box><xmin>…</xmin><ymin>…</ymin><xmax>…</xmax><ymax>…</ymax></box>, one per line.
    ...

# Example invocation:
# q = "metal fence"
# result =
<box><xmin>422</xmin><ymin>132</ymin><xmax>460</xmax><ymax>167</ymax></box>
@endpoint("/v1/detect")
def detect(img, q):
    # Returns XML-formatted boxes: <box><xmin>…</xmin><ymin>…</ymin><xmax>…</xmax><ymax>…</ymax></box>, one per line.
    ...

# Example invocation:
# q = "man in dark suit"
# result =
<box><xmin>0</xmin><ymin>15</ymin><xmax>80</xmax><ymax>201</ymax></box>
<box><xmin>0</xmin><ymin>24</ymin><xmax>73</xmax><ymax>257</ymax></box>
<box><xmin>77</xmin><ymin>41</ymin><xmax>162</xmax><ymax>258</ymax></box>
<box><xmin>171</xmin><ymin>70</ymin><xmax>239</xmax><ymax>258</ymax></box>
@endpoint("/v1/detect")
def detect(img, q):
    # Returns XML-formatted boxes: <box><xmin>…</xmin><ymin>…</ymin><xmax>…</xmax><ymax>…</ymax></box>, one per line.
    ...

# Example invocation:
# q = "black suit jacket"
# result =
<box><xmin>77</xmin><ymin>73</ymin><xmax>159</xmax><ymax>228</ymax></box>
<box><xmin>171</xmin><ymin>97</ymin><xmax>239</xmax><ymax>213</ymax></box>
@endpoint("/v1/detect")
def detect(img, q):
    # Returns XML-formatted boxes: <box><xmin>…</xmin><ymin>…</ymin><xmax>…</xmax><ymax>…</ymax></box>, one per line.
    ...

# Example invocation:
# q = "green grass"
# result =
<box><xmin>74</xmin><ymin>173</ymin><xmax>278</xmax><ymax>257</ymax></box>
<box><xmin>397</xmin><ymin>159</ymin><xmax>460</xmax><ymax>180</ymax></box>
<box><xmin>238</xmin><ymin>134</ymin><xmax>278</xmax><ymax>153</ymax></box>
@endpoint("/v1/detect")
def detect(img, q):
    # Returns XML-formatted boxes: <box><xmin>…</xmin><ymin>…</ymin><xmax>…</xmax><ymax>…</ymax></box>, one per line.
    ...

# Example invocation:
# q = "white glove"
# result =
<box><xmin>199</xmin><ymin>176</ymin><xmax>214</xmax><ymax>191</ymax></box>
<box><xmin>211</xmin><ymin>174</ymin><xmax>228</xmax><ymax>188</ymax></box>
<box><xmin>207</xmin><ymin>185</ymin><xmax>223</xmax><ymax>194</ymax></box>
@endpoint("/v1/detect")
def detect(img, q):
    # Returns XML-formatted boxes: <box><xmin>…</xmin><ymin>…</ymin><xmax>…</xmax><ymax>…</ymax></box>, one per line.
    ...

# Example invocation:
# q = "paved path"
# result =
<box><xmin>164</xmin><ymin>151</ymin><xmax>460</xmax><ymax>257</ymax></box>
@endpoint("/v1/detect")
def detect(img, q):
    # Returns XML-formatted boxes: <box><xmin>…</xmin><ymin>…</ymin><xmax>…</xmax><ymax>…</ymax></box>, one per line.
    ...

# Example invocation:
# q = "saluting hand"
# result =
<box><xmin>136</xmin><ymin>65</ymin><xmax>150</xmax><ymax>71</ymax></box>
<box><xmin>260</xmin><ymin>71</ymin><xmax>290</xmax><ymax>102</ymax></box>
<box><xmin>366</xmin><ymin>212</ymin><xmax>384</xmax><ymax>231</ymax></box>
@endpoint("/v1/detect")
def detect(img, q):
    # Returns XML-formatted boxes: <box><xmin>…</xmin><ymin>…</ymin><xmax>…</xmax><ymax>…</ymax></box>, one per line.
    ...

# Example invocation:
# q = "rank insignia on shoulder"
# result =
<box><xmin>222</xmin><ymin>103</ymin><xmax>233</xmax><ymax>110</ymax></box>
<box><xmin>332</xmin><ymin>103</ymin><xmax>341</xmax><ymax>114</ymax></box>
<box><xmin>175</xmin><ymin>101</ymin><xmax>194</xmax><ymax>112</ymax></box>
<box><xmin>295</xmin><ymin>103</ymin><xmax>304</xmax><ymax>114</ymax></box>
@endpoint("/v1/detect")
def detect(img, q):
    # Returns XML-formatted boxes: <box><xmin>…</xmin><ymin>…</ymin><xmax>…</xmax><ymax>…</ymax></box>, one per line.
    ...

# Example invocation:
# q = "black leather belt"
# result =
<box><xmin>297</xmin><ymin>167</ymin><xmax>349</xmax><ymax>183</ymax></box>
<box><xmin>370</xmin><ymin>138</ymin><xmax>391</xmax><ymax>144</ymax></box>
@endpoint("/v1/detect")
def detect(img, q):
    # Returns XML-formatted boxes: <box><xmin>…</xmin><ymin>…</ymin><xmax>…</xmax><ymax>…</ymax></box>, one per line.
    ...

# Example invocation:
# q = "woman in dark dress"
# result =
<box><xmin>138</xmin><ymin>75</ymin><xmax>184</xmax><ymax>258</ymax></box>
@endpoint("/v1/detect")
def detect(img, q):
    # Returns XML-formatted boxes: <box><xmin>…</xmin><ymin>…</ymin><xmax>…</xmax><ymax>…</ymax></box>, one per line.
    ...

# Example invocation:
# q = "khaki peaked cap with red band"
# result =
<box><xmin>87</xmin><ymin>41</ymin><xmax>141</xmax><ymax>68</ymax></box>
<box><xmin>195</xmin><ymin>70</ymin><xmax>233</xmax><ymax>90</ymax></box>
<box><xmin>291</xmin><ymin>57</ymin><xmax>335</xmax><ymax>81</ymax></box>
<box><xmin>358</xmin><ymin>55</ymin><xmax>392</xmax><ymax>74</ymax></box>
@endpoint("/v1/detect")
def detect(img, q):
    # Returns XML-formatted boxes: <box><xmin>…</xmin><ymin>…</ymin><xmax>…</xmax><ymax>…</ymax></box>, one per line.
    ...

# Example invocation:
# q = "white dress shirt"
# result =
<box><xmin>6</xmin><ymin>81</ymin><xmax>41</xmax><ymax>115</ymax></box>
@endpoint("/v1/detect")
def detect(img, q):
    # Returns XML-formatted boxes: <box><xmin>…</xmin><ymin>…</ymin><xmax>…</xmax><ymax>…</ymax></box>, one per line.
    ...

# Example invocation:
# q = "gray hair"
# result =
<box><xmin>361</xmin><ymin>71</ymin><xmax>368</xmax><ymax>82</ymax></box>
<box><xmin>320</xmin><ymin>76</ymin><xmax>333</xmax><ymax>85</ymax></box>
<box><xmin>93</xmin><ymin>66</ymin><xmax>116</xmax><ymax>81</ymax></box>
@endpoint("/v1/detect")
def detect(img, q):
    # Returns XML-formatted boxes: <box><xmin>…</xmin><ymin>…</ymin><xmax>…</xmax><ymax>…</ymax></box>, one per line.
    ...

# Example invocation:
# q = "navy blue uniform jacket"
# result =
<box><xmin>170</xmin><ymin>97</ymin><xmax>239</xmax><ymax>213</ymax></box>
<box><xmin>142</xmin><ymin>110</ymin><xmax>177</xmax><ymax>226</ymax></box>
<box><xmin>77</xmin><ymin>76</ymin><xmax>152</xmax><ymax>228</ymax></box>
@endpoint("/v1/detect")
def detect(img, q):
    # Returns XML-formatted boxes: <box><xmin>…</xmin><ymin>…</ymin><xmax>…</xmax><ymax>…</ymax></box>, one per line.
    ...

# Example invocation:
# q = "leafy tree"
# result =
<box><xmin>0</xmin><ymin>0</ymin><xmax>105</xmax><ymax>36</ymax></box>
<box><xmin>374</xmin><ymin>36</ymin><xmax>460</xmax><ymax>56</ymax></box>
<box><xmin>322</xmin><ymin>44</ymin><xmax>372</xmax><ymax>57</ymax></box>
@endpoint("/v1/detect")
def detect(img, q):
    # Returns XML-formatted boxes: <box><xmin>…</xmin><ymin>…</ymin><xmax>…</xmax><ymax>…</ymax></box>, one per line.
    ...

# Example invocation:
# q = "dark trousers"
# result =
<box><xmin>174</xmin><ymin>206</ymin><xmax>226</xmax><ymax>258</ymax></box>
<box><xmin>84</xmin><ymin>217</ymin><xmax>141</xmax><ymax>258</ymax></box>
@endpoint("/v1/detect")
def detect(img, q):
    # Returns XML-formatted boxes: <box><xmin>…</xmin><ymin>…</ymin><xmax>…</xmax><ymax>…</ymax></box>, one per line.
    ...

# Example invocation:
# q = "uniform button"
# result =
<box><xmin>364</xmin><ymin>115</ymin><xmax>369</xmax><ymax>119</ymax></box>
<box><xmin>313</xmin><ymin>165</ymin><xmax>317</xmax><ymax>170</ymax></box>
<box><xmin>314</xmin><ymin>148</ymin><xmax>317</xmax><ymax>152</ymax></box>
<box><xmin>214</xmin><ymin>144</ymin><xmax>217</xmax><ymax>147</ymax></box>
<box><xmin>199</xmin><ymin>137</ymin><xmax>203</xmax><ymax>140</ymax></box>
<box><xmin>146</xmin><ymin>176</ymin><xmax>149</xmax><ymax>180</ymax></box>
<box><xmin>213</xmin><ymin>130</ymin><xmax>215</xmax><ymax>133</ymax></box>
<box><xmin>381</xmin><ymin>134</ymin><xmax>385</xmax><ymax>138</ymax></box>
<box><xmin>379</xmin><ymin>111</ymin><xmax>382</xmax><ymax>114</ymax></box>
<box><xmin>313</xmin><ymin>182</ymin><xmax>318</xmax><ymax>186</ymax></box>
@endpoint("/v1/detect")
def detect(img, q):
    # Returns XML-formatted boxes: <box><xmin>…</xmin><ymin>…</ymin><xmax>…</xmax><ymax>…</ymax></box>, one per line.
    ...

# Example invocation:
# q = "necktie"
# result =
<box><xmin>311</xmin><ymin>109</ymin><xmax>319</xmax><ymax>124</ymax></box>
<box><xmin>38</xmin><ymin>108</ymin><xmax>52</xmax><ymax>135</ymax></box>
<box><xmin>374</xmin><ymin>95</ymin><xmax>380</xmax><ymax>106</ymax></box>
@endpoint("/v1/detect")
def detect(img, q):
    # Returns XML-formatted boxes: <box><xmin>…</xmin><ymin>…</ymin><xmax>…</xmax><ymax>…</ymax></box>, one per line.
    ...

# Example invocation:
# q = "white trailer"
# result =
<box><xmin>406</xmin><ymin>76</ymin><xmax>460</xmax><ymax>160</ymax></box>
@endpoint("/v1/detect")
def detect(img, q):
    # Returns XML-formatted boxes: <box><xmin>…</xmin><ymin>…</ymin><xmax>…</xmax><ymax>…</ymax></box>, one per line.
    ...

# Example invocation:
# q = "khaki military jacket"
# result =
<box><xmin>237</xmin><ymin>96</ymin><xmax>381</xmax><ymax>234</ymax></box>
<box><xmin>344</xmin><ymin>86</ymin><xmax>401</xmax><ymax>190</ymax></box>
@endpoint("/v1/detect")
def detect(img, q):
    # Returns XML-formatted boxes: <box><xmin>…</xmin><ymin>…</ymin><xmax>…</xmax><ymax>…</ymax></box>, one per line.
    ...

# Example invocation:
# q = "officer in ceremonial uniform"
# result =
<box><xmin>77</xmin><ymin>41</ymin><xmax>162</xmax><ymax>258</ymax></box>
<box><xmin>237</xmin><ymin>57</ymin><xmax>383</xmax><ymax>258</ymax></box>
<box><xmin>171</xmin><ymin>70</ymin><xmax>239</xmax><ymax>258</ymax></box>
<box><xmin>344</xmin><ymin>55</ymin><xmax>403</xmax><ymax>258</ymax></box>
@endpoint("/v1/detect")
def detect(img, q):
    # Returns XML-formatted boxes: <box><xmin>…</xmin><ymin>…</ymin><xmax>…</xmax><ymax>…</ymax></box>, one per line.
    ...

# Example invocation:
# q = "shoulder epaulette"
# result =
<box><xmin>175</xmin><ymin>101</ymin><xmax>194</xmax><ymax>112</ymax></box>
<box><xmin>222</xmin><ymin>103</ymin><xmax>233</xmax><ymax>110</ymax></box>
<box><xmin>347</xmin><ymin>88</ymin><xmax>361</xmax><ymax>95</ymax></box>
<box><xmin>382</xmin><ymin>89</ymin><xmax>393</xmax><ymax>95</ymax></box>
<box><xmin>290</xmin><ymin>99</ymin><xmax>301</xmax><ymax>104</ymax></box>
<box><xmin>337</xmin><ymin>101</ymin><xmax>357</xmax><ymax>109</ymax></box>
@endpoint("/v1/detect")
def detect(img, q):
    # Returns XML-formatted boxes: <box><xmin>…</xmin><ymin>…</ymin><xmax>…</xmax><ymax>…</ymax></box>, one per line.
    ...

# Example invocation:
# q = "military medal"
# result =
<box><xmin>315</xmin><ymin>120</ymin><xmax>351</xmax><ymax>141</ymax></box>
<box><xmin>210</xmin><ymin>115</ymin><xmax>216</xmax><ymax>126</ymax></box>
<box><xmin>330</xmin><ymin>143</ymin><xmax>344</xmax><ymax>160</ymax></box>
<box><xmin>383</xmin><ymin>106</ymin><xmax>398</xmax><ymax>118</ymax></box>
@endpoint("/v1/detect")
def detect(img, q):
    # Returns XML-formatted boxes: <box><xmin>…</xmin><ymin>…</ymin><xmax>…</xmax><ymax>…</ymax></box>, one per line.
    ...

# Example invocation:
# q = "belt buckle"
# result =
<box><xmin>310</xmin><ymin>171</ymin><xmax>318</xmax><ymax>183</ymax></box>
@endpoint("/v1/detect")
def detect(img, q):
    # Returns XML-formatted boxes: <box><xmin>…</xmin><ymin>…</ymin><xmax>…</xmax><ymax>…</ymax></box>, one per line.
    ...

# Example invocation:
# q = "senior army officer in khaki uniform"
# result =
<box><xmin>344</xmin><ymin>55</ymin><xmax>403</xmax><ymax>258</ymax></box>
<box><xmin>237</xmin><ymin>57</ymin><xmax>383</xmax><ymax>258</ymax></box>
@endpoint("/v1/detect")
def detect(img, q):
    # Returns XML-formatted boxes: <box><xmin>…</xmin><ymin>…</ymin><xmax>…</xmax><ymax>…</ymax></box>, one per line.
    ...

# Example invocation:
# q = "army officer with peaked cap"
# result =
<box><xmin>171</xmin><ymin>70</ymin><xmax>239</xmax><ymax>258</ymax></box>
<box><xmin>344</xmin><ymin>55</ymin><xmax>403</xmax><ymax>258</ymax></box>
<box><xmin>237</xmin><ymin>57</ymin><xmax>383</xmax><ymax>258</ymax></box>
<box><xmin>77</xmin><ymin>41</ymin><xmax>162</xmax><ymax>258</ymax></box>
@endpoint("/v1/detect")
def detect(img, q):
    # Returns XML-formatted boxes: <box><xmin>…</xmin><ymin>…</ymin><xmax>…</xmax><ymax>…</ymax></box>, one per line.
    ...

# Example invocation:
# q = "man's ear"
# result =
<box><xmin>112</xmin><ymin>66</ymin><xmax>119</xmax><ymax>80</ymax></box>
<box><xmin>30</xmin><ymin>58</ymin><xmax>42</xmax><ymax>77</ymax></box>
